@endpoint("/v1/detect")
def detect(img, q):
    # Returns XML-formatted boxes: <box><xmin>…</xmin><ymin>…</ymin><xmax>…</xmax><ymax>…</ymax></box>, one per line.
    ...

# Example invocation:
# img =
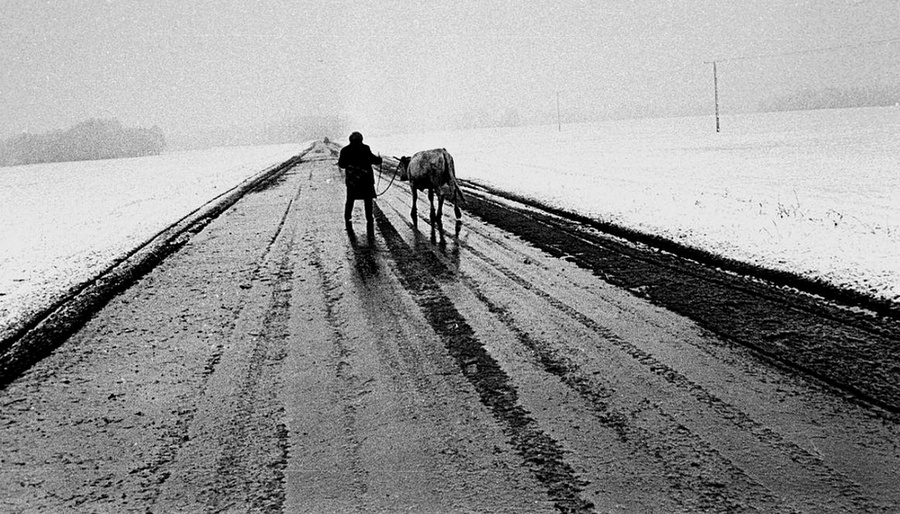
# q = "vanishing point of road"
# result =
<box><xmin>2</xmin><ymin>142</ymin><xmax>899</xmax><ymax>513</ymax></box>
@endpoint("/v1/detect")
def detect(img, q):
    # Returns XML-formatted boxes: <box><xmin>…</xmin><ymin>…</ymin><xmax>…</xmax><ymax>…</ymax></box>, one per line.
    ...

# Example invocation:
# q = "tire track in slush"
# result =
<box><xmin>456</xmin><ymin>268</ymin><xmax>784</xmax><ymax>513</ymax></box>
<box><xmin>306</xmin><ymin>229</ymin><xmax>369</xmax><ymax>504</ymax></box>
<box><xmin>462</xmin><ymin>189</ymin><xmax>900</xmax><ymax>415</ymax></box>
<box><xmin>139</xmin><ymin>178</ymin><xmax>301</xmax><ymax>508</ymax></box>
<box><xmin>379</xmin><ymin>198</ymin><xmax>782</xmax><ymax>512</ymax></box>
<box><xmin>344</xmin><ymin>231</ymin><xmax>439</xmax><ymax>410</ymax></box>
<box><xmin>374</xmin><ymin>205</ymin><xmax>595</xmax><ymax>513</ymax></box>
<box><xmin>459</xmin><ymin>239</ymin><xmax>881</xmax><ymax>512</ymax></box>
<box><xmin>202</xmin><ymin>189</ymin><xmax>300</xmax><ymax>512</ymax></box>
<box><xmin>206</xmin><ymin>249</ymin><xmax>293</xmax><ymax>512</ymax></box>
<box><xmin>383</xmin><ymin>193</ymin><xmax>879</xmax><ymax>510</ymax></box>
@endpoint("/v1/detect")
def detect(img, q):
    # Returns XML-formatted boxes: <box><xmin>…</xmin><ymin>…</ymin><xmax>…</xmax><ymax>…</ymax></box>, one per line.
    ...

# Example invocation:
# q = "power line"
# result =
<box><xmin>705</xmin><ymin>36</ymin><xmax>900</xmax><ymax>64</ymax></box>
<box><xmin>703</xmin><ymin>36</ymin><xmax>900</xmax><ymax>132</ymax></box>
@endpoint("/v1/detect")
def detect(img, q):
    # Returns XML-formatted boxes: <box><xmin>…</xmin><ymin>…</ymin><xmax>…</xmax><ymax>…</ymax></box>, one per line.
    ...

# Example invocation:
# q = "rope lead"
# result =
<box><xmin>375</xmin><ymin>160</ymin><xmax>399</xmax><ymax>197</ymax></box>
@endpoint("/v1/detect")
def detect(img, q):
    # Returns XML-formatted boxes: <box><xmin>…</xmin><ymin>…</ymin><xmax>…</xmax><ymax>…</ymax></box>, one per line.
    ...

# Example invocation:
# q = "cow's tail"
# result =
<box><xmin>453</xmin><ymin>181</ymin><xmax>466</xmax><ymax>206</ymax></box>
<box><xmin>445</xmin><ymin>151</ymin><xmax>466</xmax><ymax>206</ymax></box>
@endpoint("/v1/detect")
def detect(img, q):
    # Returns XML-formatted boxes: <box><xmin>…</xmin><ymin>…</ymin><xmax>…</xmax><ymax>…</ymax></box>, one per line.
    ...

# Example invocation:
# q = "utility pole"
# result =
<box><xmin>712</xmin><ymin>61</ymin><xmax>720</xmax><ymax>133</ymax></box>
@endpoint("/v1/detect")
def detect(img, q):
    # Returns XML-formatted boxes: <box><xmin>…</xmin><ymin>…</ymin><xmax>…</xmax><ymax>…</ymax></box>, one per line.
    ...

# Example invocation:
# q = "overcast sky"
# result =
<box><xmin>2</xmin><ymin>0</ymin><xmax>898</xmax><ymax>139</ymax></box>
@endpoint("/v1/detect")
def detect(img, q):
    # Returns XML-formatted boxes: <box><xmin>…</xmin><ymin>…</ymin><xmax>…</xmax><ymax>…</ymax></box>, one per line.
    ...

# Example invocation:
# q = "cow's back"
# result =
<box><xmin>408</xmin><ymin>148</ymin><xmax>450</xmax><ymax>190</ymax></box>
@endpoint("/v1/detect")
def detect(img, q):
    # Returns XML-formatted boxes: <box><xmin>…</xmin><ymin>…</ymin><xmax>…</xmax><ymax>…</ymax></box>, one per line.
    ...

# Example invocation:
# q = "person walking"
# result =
<box><xmin>337</xmin><ymin>131</ymin><xmax>382</xmax><ymax>228</ymax></box>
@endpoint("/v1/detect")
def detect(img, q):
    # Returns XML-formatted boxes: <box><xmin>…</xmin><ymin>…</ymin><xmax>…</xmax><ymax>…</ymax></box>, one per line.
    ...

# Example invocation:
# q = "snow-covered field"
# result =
<box><xmin>1</xmin><ymin>106</ymin><xmax>897</xmax><ymax>343</ymax></box>
<box><xmin>372</xmin><ymin>106</ymin><xmax>899</xmax><ymax>306</ymax></box>
<box><xmin>0</xmin><ymin>143</ymin><xmax>303</xmax><ymax>339</ymax></box>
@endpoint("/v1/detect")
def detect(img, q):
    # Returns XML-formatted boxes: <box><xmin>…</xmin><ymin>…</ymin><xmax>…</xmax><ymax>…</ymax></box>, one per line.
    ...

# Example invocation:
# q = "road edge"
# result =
<box><xmin>0</xmin><ymin>144</ymin><xmax>323</xmax><ymax>387</ymax></box>
<box><xmin>460</xmin><ymin>179</ymin><xmax>900</xmax><ymax>322</ymax></box>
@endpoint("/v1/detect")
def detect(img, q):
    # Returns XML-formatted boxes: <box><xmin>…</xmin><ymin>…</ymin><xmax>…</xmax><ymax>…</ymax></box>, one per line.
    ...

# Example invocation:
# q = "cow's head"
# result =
<box><xmin>397</xmin><ymin>156</ymin><xmax>411</xmax><ymax>181</ymax></box>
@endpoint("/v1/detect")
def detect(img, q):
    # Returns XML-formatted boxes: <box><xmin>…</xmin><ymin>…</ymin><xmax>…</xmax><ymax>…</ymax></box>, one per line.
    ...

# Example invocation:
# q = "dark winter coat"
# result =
<box><xmin>338</xmin><ymin>142</ymin><xmax>383</xmax><ymax>200</ymax></box>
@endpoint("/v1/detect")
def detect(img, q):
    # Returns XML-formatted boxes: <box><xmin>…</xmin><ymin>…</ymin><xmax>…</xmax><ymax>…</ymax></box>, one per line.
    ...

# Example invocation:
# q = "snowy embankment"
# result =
<box><xmin>372</xmin><ymin>106</ymin><xmax>899</xmax><ymax>309</ymax></box>
<box><xmin>0</xmin><ymin>143</ymin><xmax>305</xmax><ymax>342</ymax></box>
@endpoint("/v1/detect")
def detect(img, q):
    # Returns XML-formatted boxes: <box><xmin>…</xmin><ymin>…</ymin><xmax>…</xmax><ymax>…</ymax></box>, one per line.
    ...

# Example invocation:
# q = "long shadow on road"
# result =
<box><xmin>460</xmin><ymin>186</ymin><xmax>900</xmax><ymax>416</ymax></box>
<box><xmin>373</xmin><ymin>203</ymin><xmax>596</xmax><ymax>514</ymax></box>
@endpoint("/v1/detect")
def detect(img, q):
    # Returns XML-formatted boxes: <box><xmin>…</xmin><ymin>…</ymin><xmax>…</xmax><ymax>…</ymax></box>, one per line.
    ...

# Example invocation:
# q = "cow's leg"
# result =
<box><xmin>411</xmin><ymin>187</ymin><xmax>418</xmax><ymax>226</ymax></box>
<box><xmin>436</xmin><ymin>194</ymin><xmax>445</xmax><ymax>222</ymax></box>
<box><xmin>436</xmin><ymin>195</ymin><xmax>447</xmax><ymax>244</ymax></box>
<box><xmin>428</xmin><ymin>189</ymin><xmax>436</xmax><ymax>222</ymax></box>
<box><xmin>454</xmin><ymin>203</ymin><xmax>462</xmax><ymax>219</ymax></box>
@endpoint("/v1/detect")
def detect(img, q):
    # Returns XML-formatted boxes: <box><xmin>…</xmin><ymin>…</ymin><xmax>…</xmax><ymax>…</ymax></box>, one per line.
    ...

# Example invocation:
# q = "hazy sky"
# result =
<box><xmin>2</xmin><ymin>0</ymin><xmax>898</xmax><ymax>139</ymax></box>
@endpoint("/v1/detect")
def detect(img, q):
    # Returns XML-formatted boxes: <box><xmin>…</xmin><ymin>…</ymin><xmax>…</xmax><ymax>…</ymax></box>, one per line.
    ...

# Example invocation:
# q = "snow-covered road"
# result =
<box><xmin>3</xmin><ymin>155</ymin><xmax>897</xmax><ymax>512</ymax></box>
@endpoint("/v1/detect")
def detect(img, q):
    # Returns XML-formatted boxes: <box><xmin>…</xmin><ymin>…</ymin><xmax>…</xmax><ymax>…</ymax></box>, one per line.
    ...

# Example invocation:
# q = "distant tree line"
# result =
<box><xmin>759</xmin><ymin>85</ymin><xmax>900</xmax><ymax>113</ymax></box>
<box><xmin>0</xmin><ymin>118</ymin><xmax>166</xmax><ymax>167</ymax></box>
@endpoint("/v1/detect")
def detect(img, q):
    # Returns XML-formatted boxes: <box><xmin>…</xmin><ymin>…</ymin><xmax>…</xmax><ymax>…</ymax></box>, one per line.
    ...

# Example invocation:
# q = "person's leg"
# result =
<box><xmin>345</xmin><ymin>194</ymin><xmax>354</xmax><ymax>222</ymax></box>
<box><xmin>363</xmin><ymin>198</ymin><xmax>374</xmax><ymax>225</ymax></box>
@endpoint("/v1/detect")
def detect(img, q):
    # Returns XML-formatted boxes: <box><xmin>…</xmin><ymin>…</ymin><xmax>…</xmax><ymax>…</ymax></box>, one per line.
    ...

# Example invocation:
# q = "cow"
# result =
<box><xmin>397</xmin><ymin>148</ymin><xmax>465</xmax><ymax>226</ymax></box>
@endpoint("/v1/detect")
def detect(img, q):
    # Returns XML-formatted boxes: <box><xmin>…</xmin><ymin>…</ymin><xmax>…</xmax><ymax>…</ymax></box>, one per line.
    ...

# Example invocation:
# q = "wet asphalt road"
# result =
<box><xmin>2</xmin><ymin>150</ymin><xmax>899</xmax><ymax>513</ymax></box>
